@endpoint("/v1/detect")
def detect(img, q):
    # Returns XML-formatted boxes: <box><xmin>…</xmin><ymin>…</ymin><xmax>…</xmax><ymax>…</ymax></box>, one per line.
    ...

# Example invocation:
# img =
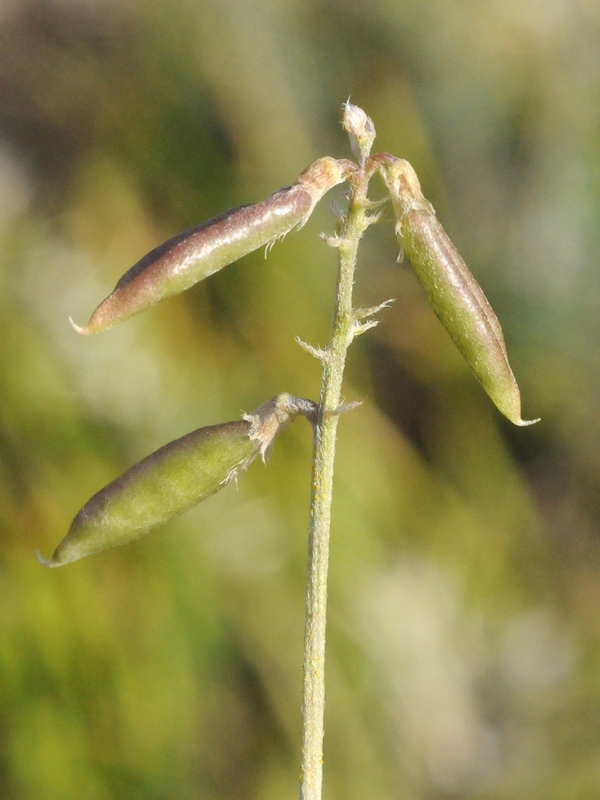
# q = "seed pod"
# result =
<box><xmin>72</xmin><ymin>158</ymin><xmax>347</xmax><ymax>334</ymax></box>
<box><xmin>39</xmin><ymin>393</ymin><xmax>318</xmax><ymax>567</ymax></box>
<box><xmin>375</xmin><ymin>153</ymin><xmax>538</xmax><ymax>426</ymax></box>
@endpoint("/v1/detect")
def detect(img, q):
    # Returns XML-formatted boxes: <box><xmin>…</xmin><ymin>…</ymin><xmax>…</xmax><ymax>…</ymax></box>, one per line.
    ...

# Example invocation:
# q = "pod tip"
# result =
<box><xmin>69</xmin><ymin>316</ymin><xmax>91</xmax><ymax>336</ymax></box>
<box><xmin>515</xmin><ymin>416</ymin><xmax>541</xmax><ymax>427</ymax></box>
<box><xmin>35</xmin><ymin>550</ymin><xmax>57</xmax><ymax>568</ymax></box>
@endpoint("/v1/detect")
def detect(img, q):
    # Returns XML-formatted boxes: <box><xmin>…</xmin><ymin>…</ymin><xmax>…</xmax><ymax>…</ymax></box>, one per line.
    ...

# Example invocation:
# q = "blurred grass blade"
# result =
<box><xmin>72</xmin><ymin>158</ymin><xmax>346</xmax><ymax>334</ymax></box>
<box><xmin>39</xmin><ymin>394</ymin><xmax>317</xmax><ymax>567</ymax></box>
<box><xmin>375</xmin><ymin>154</ymin><xmax>538</xmax><ymax>426</ymax></box>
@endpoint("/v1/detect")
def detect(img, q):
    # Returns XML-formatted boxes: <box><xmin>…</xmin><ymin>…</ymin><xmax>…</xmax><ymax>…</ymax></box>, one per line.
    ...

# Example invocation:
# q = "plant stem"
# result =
<box><xmin>299</xmin><ymin>165</ymin><xmax>371</xmax><ymax>800</ymax></box>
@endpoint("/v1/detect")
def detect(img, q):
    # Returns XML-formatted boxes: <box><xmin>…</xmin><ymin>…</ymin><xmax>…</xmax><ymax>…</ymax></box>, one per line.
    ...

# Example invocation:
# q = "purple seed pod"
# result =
<box><xmin>375</xmin><ymin>153</ymin><xmax>538</xmax><ymax>426</ymax></box>
<box><xmin>72</xmin><ymin>157</ymin><xmax>347</xmax><ymax>334</ymax></box>
<box><xmin>38</xmin><ymin>393</ymin><xmax>318</xmax><ymax>567</ymax></box>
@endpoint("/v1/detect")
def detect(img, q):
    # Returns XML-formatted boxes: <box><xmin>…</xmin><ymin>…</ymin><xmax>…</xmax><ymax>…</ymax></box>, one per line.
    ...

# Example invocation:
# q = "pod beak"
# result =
<box><xmin>69</xmin><ymin>316</ymin><xmax>92</xmax><ymax>336</ymax></box>
<box><xmin>35</xmin><ymin>550</ymin><xmax>58</xmax><ymax>568</ymax></box>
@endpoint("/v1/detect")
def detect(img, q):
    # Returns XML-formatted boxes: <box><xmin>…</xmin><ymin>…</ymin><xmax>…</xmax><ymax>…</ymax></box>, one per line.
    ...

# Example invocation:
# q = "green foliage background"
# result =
<box><xmin>1</xmin><ymin>1</ymin><xmax>599</xmax><ymax>798</ymax></box>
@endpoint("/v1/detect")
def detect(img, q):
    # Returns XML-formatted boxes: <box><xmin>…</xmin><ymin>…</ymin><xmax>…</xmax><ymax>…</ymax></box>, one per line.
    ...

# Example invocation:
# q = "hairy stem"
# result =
<box><xmin>299</xmin><ymin>165</ymin><xmax>371</xmax><ymax>800</ymax></box>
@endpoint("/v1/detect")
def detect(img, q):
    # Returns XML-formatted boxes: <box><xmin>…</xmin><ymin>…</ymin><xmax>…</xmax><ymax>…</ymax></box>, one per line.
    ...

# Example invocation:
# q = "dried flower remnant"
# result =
<box><xmin>71</xmin><ymin>158</ymin><xmax>348</xmax><ymax>335</ymax></box>
<box><xmin>342</xmin><ymin>101</ymin><xmax>376</xmax><ymax>165</ymax></box>
<box><xmin>39</xmin><ymin>394</ymin><xmax>318</xmax><ymax>567</ymax></box>
<box><xmin>375</xmin><ymin>153</ymin><xmax>538</xmax><ymax>426</ymax></box>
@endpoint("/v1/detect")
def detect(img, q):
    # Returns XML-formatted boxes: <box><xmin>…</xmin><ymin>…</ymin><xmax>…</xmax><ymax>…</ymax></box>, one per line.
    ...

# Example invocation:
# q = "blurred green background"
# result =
<box><xmin>1</xmin><ymin>1</ymin><xmax>599</xmax><ymax>798</ymax></box>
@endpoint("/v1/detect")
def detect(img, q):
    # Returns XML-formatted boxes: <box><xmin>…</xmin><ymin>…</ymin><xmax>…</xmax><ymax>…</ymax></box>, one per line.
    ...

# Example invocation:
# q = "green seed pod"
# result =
<box><xmin>72</xmin><ymin>158</ymin><xmax>347</xmax><ymax>334</ymax></box>
<box><xmin>39</xmin><ymin>394</ymin><xmax>318</xmax><ymax>567</ymax></box>
<box><xmin>375</xmin><ymin>154</ymin><xmax>537</xmax><ymax>426</ymax></box>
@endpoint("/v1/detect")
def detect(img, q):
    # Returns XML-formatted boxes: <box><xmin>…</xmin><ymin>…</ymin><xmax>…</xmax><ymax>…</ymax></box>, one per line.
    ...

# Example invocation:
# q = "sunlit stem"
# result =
<box><xmin>299</xmin><ymin>160</ymin><xmax>373</xmax><ymax>800</ymax></box>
